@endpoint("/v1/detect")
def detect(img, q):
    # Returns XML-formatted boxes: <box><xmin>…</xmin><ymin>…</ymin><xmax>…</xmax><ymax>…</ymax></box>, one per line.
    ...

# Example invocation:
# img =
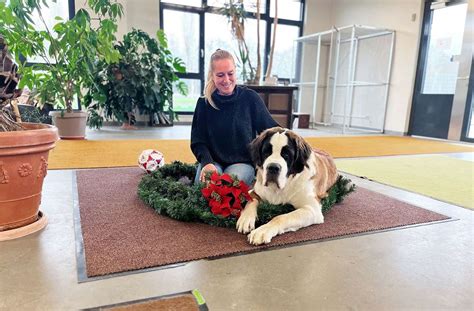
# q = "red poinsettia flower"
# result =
<box><xmin>210</xmin><ymin>172</ymin><xmax>222</xmax><ymax>185</ymax></box>
<box><xmin>231</xmin><ymin>187</ymin><xmax>242</xmax><ymax>201</ymax></box>
<box><xmin>201</xmin><ymin>172</ymin><xmax>252</xmax><ymax>218</ymax></box>
<box><xmin>232</xmin><ymin>195</ymin><xmax>241</xmax><ymax>209</ymax></box>
<box><xmin>221</xmin><ymin>208</ymin><xmax>231</xmax><ymax>218</ymax></box>
<box><xmin>220</xmin><ymin>173</ymin><xmax>233</xmax><ymax>184</ymax></box>
<box><xmin>238</xmin><ymin>181</ymin><xmax>252</xmax><ymax>200</ymax></box>
<box><xmin>201</xmin><ymin>187</ymin><xmax>213</xmax><ymax>199</ymax></box>
<box><xmin>220</xmin><ymin>196</ymin><xmax>232</xmax><ymax>217</ymax></box>
<box><xmin>210</xmin><ymin>199</ymin><xmax>222</xmax><ymax>215</ymax></box>
<box><xmin>217</xmin><ymin>185</ymin><xmax>233</xmax><ymax>196</ymax></box>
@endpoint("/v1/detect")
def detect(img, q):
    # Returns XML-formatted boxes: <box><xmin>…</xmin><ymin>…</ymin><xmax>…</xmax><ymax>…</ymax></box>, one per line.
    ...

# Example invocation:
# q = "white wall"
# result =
<box><xmin>304</xmin><ymin>0</ymin><xmax>334</xmax><ymax>34</ymax></box>
<box><xmin>302</xmin><ymin>0</ymin><xmax>424</xmax><ymax>134</ymax></box>
<box><xmin>125</xmin><ymin>0</ymin><xmax>160</xmax><ymax>37</ymax></box>
<box><xmin>297</xmin><ymin>0</ymin><xmax>334</xmax><ymax>123</ymax></box>
<box><xmin>75</xmin><ymin>0</ymin><xmax>160</xmax><ymax>40</ymax></box>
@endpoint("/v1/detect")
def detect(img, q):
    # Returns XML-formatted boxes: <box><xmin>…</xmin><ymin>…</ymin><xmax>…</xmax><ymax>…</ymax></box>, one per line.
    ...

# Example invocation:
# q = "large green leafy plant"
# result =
<box><xmin>85</xmin><ymin>29</ymin><xmax>188</xmax><ymax>129</ymax></box>
<box><xmin>0</xmin><ymin>0</ymin><xmax>123</xmax><ymax>113</ymax></box>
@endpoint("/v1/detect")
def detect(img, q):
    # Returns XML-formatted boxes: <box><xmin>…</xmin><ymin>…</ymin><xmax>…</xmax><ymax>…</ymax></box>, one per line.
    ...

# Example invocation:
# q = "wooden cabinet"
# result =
<box><xmin>245</xmin><ymin>84</ymin><xmax>298</xmax><ymax>129</ymax></box>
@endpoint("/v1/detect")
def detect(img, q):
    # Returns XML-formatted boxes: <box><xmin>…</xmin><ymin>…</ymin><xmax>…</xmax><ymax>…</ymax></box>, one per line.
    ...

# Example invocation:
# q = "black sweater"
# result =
<box><xmin>191</xmin><ymin>86</ymin><xmax>278</xmax><ymax>167</ymax></box>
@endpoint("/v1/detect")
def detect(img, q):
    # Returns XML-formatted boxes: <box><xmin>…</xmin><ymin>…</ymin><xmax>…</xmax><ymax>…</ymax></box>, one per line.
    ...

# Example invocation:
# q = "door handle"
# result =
<box><xmin>457</xmin><ymin>76</ymin><xmax>469</xmax><ymax>80</ymax></box>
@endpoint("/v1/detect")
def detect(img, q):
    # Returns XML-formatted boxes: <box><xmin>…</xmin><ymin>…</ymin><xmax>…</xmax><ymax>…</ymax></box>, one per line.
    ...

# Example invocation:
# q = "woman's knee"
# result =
<box><xmin>224</xmin><ymin>163</ymin><xmax>255</xmax><ymax>185</ymax></box>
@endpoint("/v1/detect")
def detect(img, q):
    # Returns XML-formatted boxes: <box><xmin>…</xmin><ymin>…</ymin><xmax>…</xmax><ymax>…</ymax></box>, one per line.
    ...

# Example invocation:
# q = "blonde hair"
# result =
<box><xmin>203</xmin><ymin>49</ymin><xmax>236</xmax><ymax>109</ymax></box>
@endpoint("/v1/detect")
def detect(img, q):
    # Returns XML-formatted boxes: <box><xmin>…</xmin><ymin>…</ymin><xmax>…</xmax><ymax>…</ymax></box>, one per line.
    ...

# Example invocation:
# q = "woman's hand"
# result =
<box><xmin>200</xmin><ymin>163</ymin><xmax>218</xmax><ymax>182</ymax></box>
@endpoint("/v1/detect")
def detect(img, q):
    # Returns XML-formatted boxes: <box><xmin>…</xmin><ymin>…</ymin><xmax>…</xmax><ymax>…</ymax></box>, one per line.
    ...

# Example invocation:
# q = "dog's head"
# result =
<box><xmin>249</xmin><ymin>127</ymin><xmax>312</xmax><ymax>189</ymax></box>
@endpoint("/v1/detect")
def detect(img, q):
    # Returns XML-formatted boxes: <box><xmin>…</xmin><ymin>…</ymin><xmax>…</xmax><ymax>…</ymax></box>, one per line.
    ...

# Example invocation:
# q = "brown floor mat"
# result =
<box><xmin>83</xmin><ymin>290</ymin><xmax>207</xmax><ymax>311</ymax></box>
<box><xmin>76</xmin><ymin>167</ymin><xmax>450</xmax><ymax>278</ymax></box>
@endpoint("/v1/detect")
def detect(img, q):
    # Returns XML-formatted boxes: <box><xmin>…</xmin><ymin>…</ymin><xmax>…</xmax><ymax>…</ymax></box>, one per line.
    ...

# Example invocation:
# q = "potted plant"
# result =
<box><xmin>0</xmin><ymin>36</ymin><xmax>58</xmax><ymax>240</ymax></box>
<box><xmin>85</xmin><ymin>29</ymin><xmax>188</xmax><ymax>129</ymax></box>
<box><xmin>0</xmin><ymin>0</ymin><xmax>123</xmax><ymax>139</ymax></box>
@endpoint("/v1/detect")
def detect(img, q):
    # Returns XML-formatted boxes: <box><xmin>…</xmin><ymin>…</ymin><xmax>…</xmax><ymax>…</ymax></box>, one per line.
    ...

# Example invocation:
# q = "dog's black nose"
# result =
<box><xmin>267</xmin><ymin>163</ymin><xmax>281</xmax><ymax>175</ymax></box>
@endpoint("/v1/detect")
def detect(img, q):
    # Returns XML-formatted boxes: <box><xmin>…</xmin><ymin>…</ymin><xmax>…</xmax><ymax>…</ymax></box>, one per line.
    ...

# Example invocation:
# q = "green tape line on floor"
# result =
<box><xmin>192</xmin><ymin>289</ymin><xmax>206</xmax><ymax>305</ymax></box>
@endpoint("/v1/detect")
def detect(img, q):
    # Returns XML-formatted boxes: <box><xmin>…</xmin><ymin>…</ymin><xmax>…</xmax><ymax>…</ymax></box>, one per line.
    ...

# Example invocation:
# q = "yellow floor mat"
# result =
<box><xmin>48</xmin><ymin>136</ymin><xmax>473</xmax><ymax>170</ymax></box>
<box><xmin>304</xmin><ymin>136</ymin><xmax>473</xmax><ymax>158</ymax></box>
<box><xmin>336</xmin><ymin>155</ymin><xmax>474</xmax><ymax>209</ymax></box>
<box><xmin>48</xmin><ymin>139</ymin><xmax>195</xmax><ymax>170</ymax></box>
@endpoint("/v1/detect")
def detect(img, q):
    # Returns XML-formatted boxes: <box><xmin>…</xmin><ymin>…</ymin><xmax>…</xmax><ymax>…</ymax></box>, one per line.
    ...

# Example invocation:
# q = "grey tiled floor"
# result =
<box><xmin>0</xmin><ymin>125</ymin><xmax>472</xmax><ymax>310</ymax></box>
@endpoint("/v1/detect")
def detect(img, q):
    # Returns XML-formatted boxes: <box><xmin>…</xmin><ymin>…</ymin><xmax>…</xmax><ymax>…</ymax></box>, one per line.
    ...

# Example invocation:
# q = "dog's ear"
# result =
<box><xmin>288</xmin><ymin>132</ymin><xmax>312</xmax><ymax>175</ymax></box>
<box><xmin>249</xmin><ymin>128</ymin><xmax>272</xmax><ymax>167</ymax></box>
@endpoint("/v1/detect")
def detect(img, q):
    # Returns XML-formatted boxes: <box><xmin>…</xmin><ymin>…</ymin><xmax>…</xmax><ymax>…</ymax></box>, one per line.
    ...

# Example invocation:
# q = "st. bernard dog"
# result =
<box><xmin>237</xmin><ymin>127</ymin><xmax>338</xmax><ymax>245</ymax></box>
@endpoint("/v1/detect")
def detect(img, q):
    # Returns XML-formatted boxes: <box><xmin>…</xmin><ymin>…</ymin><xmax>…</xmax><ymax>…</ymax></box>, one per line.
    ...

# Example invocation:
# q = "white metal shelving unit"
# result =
<box><xmin>291</xmin><ymin>25</ymin><xmax>395</xmax><ymax>133</ymax></box>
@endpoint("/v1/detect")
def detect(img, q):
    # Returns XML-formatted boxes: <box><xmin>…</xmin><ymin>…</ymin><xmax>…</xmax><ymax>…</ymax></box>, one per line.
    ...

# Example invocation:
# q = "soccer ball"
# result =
<box><xmin>138</xmin><ymin>149</ymin><xmax>165</xmax><ymax>173</ymax></box>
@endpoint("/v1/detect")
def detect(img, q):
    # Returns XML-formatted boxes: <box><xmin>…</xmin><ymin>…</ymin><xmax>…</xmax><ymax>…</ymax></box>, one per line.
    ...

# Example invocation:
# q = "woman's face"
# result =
<box><xmin>212</xmin><ymin>58</ymin><xmax>236</xmax><ymax>96</ymax></box>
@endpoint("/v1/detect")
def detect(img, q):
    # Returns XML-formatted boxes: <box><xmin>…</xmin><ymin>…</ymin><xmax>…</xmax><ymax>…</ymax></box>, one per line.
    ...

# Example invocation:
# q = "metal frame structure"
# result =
<box><xmin>291</xmin><ymin>24</ymin><xmax>395</xmax><ymax>133</ymax></box>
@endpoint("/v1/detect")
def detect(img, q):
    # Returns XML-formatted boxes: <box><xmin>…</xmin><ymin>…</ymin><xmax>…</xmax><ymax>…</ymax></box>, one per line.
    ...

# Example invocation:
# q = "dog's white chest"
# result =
<box><xmin>255</xmin><ymin>171</ymin><xmax>315</xmax><ymax>206</ymax></box>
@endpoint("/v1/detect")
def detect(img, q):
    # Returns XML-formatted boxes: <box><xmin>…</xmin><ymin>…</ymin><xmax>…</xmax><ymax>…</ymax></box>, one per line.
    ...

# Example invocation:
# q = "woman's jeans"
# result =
<box><xmin>194</xmin><ymin>162</ymin><xmax>255</xmax><ymax>186</ymax></box>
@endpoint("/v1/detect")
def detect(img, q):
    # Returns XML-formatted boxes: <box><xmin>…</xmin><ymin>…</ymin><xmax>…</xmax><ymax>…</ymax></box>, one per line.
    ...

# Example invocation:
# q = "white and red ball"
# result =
<box><xmin>138</xmin><ymin>149</ymin><xmax>165</xmax><ymax>173</ymax></box>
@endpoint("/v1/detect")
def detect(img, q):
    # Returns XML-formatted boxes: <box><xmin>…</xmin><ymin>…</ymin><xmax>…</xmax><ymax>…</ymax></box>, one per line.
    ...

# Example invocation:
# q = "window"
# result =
<box><xmin>161</xmin><ymin>0</ymin><xmax>202</xmax><ymax>7</ymax></box>
<box><xmin>205</xmin><ymin>12</ymin><xmax>238</xmax><ymax>73</ymax></box>
<box><xmin>270</xmin><ymin>24</ymin><xmax>300</xmax><ymax>79</ymax></box>
<box><xmin>422</xmin><ymin>3</ymin><xmax>468</xmax><ymax>94</ymax></box>
<box><xmin>174</xmin><ymin>79</ymin><xmax>202</xmax><ymax>113</ymax></box>
<box><xmin>163</xmin><ymin>10</ymin><xmax>200</xmax><ymax>73</ymax></box>
<box><xmin>204</xmin><ymin>14</ymin><xmax>266</xmax><ymax>83</ymax></box>
<box><xmin>270</xmin><ymin>0</ymin><xmax>302</xmax><ymax>20</ymax></box>
<box><xmin>27</xmin><ymin>0</ymin><xmax>71</xmax><ymax>64</ymax></box>
<box><xmin>246</xmin><ymin>17</ymin><xmax>268</xmax><ymax>75</ymax></box>
<box><xmin>208</xmin><ymin>0</ymin><xmax>266</xmax><ymax>13</ymax></box>
<box><xmin>160</xmin><ymin>0</ymin><xmax>305</xmax><ymax>113</ymax></box>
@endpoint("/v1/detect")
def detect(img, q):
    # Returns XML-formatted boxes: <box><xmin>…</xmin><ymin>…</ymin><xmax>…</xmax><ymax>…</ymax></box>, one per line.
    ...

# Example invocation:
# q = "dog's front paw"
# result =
<box><xmin>314</xmin><ymin>212</ymin><xmax>324</xmax><ymax>224</ymax></box>
<box><xmin>248</xmin><ymin>224</ymin><xmax>278</xmax><ymax>245</ymax></box>
<box><xmin>236</xmin><ymin>201</ymin><xmax>258</xmax><ymax>234</ymax></box>
<box><xmin>236</xmin><ymin>213</ymin><xmax>256</xmax><ymax>234</ymax></box>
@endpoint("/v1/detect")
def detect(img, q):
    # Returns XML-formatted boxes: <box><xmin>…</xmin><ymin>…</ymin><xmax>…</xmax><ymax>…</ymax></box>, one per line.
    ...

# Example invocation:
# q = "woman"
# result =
<box><xmin>191</xmin><ymin>49</ymin><xmax>278</xmax><ymax>185</ymax></box>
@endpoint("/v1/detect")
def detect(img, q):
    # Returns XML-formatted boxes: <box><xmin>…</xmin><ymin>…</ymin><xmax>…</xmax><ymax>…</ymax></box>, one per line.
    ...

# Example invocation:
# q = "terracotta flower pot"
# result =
<box><xmin>0</xmin><ymin>123</ymin><xmax>58</xmax><ymax>231</ymax></box>
<box><xmin>49</xmin><ymin>111</ymin><xmax>87</xmax><ymax>139</ymax></box>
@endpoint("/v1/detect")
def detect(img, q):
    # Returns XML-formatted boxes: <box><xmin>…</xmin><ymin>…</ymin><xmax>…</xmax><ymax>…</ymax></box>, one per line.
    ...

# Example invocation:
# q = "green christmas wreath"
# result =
<box><xmin>138</xmin><ymin>161</ymin><xmax>356</xmax><ymax>228</ymax></box>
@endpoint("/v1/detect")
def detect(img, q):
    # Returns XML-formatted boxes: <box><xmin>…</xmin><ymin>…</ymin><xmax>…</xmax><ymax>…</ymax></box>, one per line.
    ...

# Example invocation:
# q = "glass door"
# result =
<box><xmin>460</xmin><ymin>61</ymin><xmax>473</xmax><ymax>141</ymax></box>
<box><xmin>409</xmin><ymin>1</ymin><xmax>469</xmax><ymax>139</ymax></box>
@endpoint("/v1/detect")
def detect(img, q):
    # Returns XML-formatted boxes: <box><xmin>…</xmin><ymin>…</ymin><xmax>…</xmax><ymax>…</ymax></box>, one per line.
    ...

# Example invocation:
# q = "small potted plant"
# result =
<box><xmin>85</xmin><ymin>29</ymin><xmax>188</xmax><ymax>129</ymax></box>
<box><xmin>0</xmin><ymin>0</ymin><xmax>123</xmax><ymax>139</ymax></box>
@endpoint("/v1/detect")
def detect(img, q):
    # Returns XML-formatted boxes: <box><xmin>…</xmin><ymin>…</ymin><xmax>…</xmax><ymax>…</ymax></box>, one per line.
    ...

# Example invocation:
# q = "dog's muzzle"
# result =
<box><xmin>265</xmin><ymin>163</ymin><xmax>281</xmax><ymax>187</ymax></box>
